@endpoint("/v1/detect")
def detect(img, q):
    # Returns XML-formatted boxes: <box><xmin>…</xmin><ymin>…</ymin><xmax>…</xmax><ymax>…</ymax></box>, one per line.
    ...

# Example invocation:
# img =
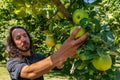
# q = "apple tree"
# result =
<box><xmin>0</xmin><ymin>0</ymin><xmax>120</xmax><ymax>79</ymax></box>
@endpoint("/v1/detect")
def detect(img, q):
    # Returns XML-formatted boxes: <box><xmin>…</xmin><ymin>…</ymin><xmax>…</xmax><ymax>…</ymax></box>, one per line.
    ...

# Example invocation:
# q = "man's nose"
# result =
<box><xmin>21</xmin><ymin>36</ymin><xmax>26</xmax><ymax>41</ymax></box>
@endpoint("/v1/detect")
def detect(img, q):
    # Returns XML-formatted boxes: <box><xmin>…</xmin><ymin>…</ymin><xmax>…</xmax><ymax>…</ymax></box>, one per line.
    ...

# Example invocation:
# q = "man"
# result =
<box><xmin>6</xmin><ymin>26</ymin><xmax>88</xmax><ymax>80</ymax></box>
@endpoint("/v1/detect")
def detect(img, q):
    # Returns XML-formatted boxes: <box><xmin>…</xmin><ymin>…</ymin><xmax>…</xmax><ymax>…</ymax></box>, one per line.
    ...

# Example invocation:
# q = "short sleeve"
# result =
<box><xmin>6</xmin><ymin>58</ymin><xmax>27</xmax><ymax>79</ymax></box>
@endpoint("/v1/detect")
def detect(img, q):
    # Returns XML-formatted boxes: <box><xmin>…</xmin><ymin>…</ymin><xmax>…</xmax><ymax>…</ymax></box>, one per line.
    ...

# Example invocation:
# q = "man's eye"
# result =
<box><xmin>23</xmin><ymin>34</ymin><xmax>27</xmax><ymax>37</ymax></box>
<box><xmin>16</xmin><ymin>36</ymin><xmax>21</xmax><ymax>40</ymax></box>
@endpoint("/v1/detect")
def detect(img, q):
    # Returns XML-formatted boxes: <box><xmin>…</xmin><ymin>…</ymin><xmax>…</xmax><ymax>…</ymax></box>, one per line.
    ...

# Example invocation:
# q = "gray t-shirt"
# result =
<box><xmin>6</xmin><ymin>53</ymin><xmax>45</xmax><ymax>80</ymax></box>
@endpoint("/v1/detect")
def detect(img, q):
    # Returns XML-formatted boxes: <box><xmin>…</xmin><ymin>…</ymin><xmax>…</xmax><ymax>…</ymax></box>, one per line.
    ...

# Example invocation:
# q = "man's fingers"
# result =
<box><xmin>75</xmin><ymin>32</ymin><xmax>89</xmax><ymax>46</ymax></box>
<box><xmin>70</xmin><ymin>26</ymin><xmax>81</xmax><ymax>39</ymax></box>
<box><xmin>75</xmin><ymin>41</ymin><xmax>85</xmax><ymax>49</ymax></box>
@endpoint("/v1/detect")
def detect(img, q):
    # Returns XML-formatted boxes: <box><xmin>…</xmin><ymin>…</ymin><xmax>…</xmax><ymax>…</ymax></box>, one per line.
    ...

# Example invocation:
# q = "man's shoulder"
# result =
<box><xmin>6</xmin><ymin>58</ymin><xmax>25</xmax><ymax>71</ymax></box>
<box><xmin>7</xmin><ymin>58</ymin><xmax>21</xmax><ymax>64</ymax></box>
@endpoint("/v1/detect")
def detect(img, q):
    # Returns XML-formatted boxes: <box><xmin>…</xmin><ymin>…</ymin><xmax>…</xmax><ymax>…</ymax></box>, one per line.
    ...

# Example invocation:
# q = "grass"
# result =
<box><xmin>0</xmin><ymin>62</ymin><xmax>10</xmax><ymax>80</ymax></box>
<box><xmin>44</xmin><ymin>71</ymin><xmax>71</xmax><ymax>80</ymax></box>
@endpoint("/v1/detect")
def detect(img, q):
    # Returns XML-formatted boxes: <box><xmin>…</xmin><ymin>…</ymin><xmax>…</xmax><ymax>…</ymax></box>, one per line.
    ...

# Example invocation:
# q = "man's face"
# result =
<box><xmin>12</xmin><ymin>28</ymin><xmax>30</xmax><ymax>52</ymax></box>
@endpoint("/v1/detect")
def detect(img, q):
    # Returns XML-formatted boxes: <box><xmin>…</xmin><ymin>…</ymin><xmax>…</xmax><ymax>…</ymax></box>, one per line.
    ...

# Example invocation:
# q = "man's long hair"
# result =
<box><xmin>6</xmin><ymin>26</ymin><xmax>32</xmax><ymax>58</ymax></box>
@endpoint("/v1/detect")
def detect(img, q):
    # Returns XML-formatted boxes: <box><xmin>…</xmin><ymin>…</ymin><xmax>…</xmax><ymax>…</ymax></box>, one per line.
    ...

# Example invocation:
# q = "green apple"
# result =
<box><xmin>45</xmin><ymin>34</ymin><xmax>55</xmax><ymax>47</ymax></box>
<box><xmin>92</xmin><ymin>55</ymin><xmax>112</xmax><ymax>71</ymax></box>
<box><xmin>70</xmin><ymin>26</ymin><xmax>85</xmax><ymax>39</ymax></box>
<box><xmin>72</xmin><ymin>9</ymin><xmax>88</xmax><ymax>25</ymax></box>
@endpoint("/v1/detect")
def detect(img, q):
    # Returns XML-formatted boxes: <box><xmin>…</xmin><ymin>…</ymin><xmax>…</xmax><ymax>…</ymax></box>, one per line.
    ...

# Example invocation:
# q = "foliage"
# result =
<box><xmin>0</xmin><ymin>0</ymin><xmax>120</xmax><ymax>79</ymax></box>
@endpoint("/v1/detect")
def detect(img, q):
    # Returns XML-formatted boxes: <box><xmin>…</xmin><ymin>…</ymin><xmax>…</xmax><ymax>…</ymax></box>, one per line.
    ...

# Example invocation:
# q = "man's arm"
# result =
<box><xmin>20</xmin><ymin>26</ymin><xmax>89</xmax><ymax>79</ymax></box>
<box><xmin>20</xmin><ymin>54</ymin><xmax>62</xmax><ymax>79</ymax></box>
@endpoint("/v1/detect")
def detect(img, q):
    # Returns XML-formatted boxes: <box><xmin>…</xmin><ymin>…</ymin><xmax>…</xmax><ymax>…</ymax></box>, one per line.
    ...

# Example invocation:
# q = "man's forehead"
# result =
<box><xmin>12</xmin><ymin>28</ymin><xmax>26</xmax><ymax>36</ymax></box>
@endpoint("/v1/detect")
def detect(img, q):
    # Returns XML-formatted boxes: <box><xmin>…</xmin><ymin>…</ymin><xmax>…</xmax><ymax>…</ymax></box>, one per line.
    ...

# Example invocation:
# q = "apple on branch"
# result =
<box><xmin>72</xmin><ymin>9</ymin><xmax>88</xmax><ymax>25</ymax></box>
<box><xmin>70</xmin><ymin>26</ymin><xmax>85</xmax><ymax>39</ymax></box>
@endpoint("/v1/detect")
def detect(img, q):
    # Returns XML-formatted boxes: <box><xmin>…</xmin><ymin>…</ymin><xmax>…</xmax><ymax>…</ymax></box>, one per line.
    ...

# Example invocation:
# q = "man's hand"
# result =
<box><xmin>57</xmin><ymin>26</ymin><xmax>89</xmax><ymax>61</ymax></box>
<box><xmin>56</xmin><ymin>62</ymin><xmax>64</xmax><ymax>69</ymax></box>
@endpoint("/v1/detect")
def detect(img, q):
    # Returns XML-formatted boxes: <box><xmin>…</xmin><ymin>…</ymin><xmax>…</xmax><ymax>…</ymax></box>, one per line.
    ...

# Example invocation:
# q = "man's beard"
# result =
<box><xmin>16</xmin><ymin>42</ymin><xmax>31</xmax><ymax>52</ymax></box>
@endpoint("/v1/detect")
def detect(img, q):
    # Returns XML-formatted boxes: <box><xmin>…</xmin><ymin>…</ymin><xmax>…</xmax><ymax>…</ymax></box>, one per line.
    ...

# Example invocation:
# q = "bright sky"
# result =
<box><xmin>84</xmin><ymin>0</ymin><xmax>96</xmax><ymax>3</ymax></box>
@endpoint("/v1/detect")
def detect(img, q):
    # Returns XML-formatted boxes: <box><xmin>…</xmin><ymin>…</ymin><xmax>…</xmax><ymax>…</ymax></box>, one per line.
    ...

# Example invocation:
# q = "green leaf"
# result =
<box><xmin>80</xmin><ymin>18</ymin><xmax>91</xmax><ymax>27</ymax></box>
<box><xmin>89</xmin><ymin>11</ymin><xmax>97</xmax><ymax>18</ymax></box>
<box><xmin>102</xmin><ymin>24</ymin><xmax>111</xmax><ymax>31</ymax></box>
<box><xmin>101</xmin><ymin>31</ymin><xmax>114</xmax><ymax>46</ymax></box>
<box><xmin>91</xmin><ymin>19</ymin><xmax>101</xmax><ymax>33</ymax></box>
<box><xmin>79</xmin><ymin>51</ymin><xmax>97</xmax><ymax>60</ymax></box>
<box><xmin>97</xmin><ymin>47</ymin><xmax>108</xmax><ymax>56</ymax></box>
<box><xmin>86</xmin><ymin>41</ymin><xmax>95</xmax><ymax>51</ymax></box>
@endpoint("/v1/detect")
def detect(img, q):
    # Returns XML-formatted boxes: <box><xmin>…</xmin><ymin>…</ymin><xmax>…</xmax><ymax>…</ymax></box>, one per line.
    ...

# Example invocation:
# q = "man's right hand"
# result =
<box><xmin>56</xmin><ymin>26</ymin><xmax>89</xmax><ymax>61</ymax></box>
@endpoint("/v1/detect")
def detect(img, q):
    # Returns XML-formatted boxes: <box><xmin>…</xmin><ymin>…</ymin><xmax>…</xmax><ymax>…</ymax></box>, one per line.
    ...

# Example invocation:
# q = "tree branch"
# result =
<box><xmin>52</xmin><ymin>0</ymin><xmax>72</xmax><ymax>22</ymax></box>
